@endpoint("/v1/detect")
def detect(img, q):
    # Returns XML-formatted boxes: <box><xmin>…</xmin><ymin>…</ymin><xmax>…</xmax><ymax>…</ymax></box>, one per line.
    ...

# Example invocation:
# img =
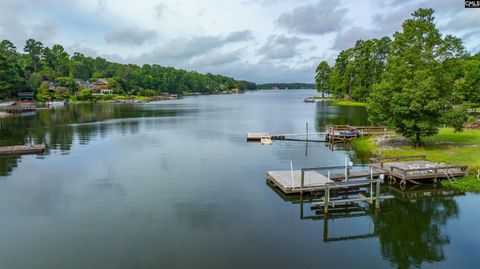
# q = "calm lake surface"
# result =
<box><xmin>0</xmin><ymin>90</ymin><xmax>479</xmax><ymax>269</ymax></box>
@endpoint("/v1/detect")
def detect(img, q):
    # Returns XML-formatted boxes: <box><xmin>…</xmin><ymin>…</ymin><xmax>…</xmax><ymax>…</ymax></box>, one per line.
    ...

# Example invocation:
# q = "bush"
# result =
<box><xmin>36</xmin><ymin>82</ymin><xmax>51</xmax><ymax>101</ymax></box>
<box><xmin>77</xmin><ymin>89</ymin><xmax>93</xmax><ymax>101</ymax></box>
<box><xmin>144</xmin><ymin>89</ymin><xmax>157</xmax><ymax>97</ymax></box>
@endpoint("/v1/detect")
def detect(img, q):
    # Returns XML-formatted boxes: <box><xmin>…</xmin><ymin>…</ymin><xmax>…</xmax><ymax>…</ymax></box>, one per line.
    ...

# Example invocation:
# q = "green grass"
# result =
<box><xmin>329</xmin><ymin>99</ymin><xmax>367</xmax><ymax>107</ymax></box>
<box><xmin>424</xmin><ymin>128</ymin><xmax>480</xmax><ymax>144</ymax></box>
<box><xmin>352</xmin><ymin>128</ymin><xmax>480</xmax><ymax>192</ymax></box>
<box><xmin>441</xmin><ymin>176</ymin><xmax>480</xmax><ymax>193</ymax></box>
<box><xmin>351</xmin><ymin>137</ymin><xmax>377</xmax><ymax>161</ymax></box>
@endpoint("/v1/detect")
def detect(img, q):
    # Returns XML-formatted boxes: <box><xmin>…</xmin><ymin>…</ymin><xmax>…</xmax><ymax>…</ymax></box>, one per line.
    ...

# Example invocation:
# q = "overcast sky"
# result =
<box><xmin>0</xmin><ymin>0</ymin><xmax>478</xmax><ymax>83</ymax></box>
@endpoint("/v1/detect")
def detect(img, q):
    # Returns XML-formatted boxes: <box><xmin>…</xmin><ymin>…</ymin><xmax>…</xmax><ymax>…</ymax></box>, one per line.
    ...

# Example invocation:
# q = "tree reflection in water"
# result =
<box><xmin>374</xmin><ymin>196</ymin><xmax>459</xmax><ymax>269</ymax></box>
<box><xmin>0</xmin><ymin>103</ymin><xmax>187</xmax><ymax>176</ymax></box>
<box><xmin>285</xmin><ymin>184</ymin><xmax>461</xmax><ymax>269</ymax></box>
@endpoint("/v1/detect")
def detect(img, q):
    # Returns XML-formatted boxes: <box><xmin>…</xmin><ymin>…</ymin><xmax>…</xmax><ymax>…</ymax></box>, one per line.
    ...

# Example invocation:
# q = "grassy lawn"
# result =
<box><xmin>441</xmin><ymin>176</ymin><xmax>480</xmax><ymax>192</ymax></box>
<box><xmin>352</xmin><ymin>128</ymin><xmax>480</xmax><ymax>192</ymax></box>
<box><xmin>329</xmin><ymin>99</ymin><xmax>367</xmax><ymax>107</ymax></box>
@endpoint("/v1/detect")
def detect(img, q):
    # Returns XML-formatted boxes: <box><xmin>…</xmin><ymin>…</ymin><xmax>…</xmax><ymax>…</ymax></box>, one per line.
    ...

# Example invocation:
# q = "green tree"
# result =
<box><xmin>42</xmin><ymin>44</ymin><xmax>70</xmax><ymax>76</ymax></box>
<box><xmin>315</xmin><ymin>61</ymin><xmax>330</xmax><ymax>97</ymax></box>
<box><xmin>0</xmin><ymin>41</ymin><xmax>24</xmax><ymax>99</ymax></box>
<box><xmin>54</xmin><ymin>77</ymin><xmax>77</xmax><ymax>91</ymax></box>
<box><xmin>368</xmin><ymin>8</ymin><xmax>465</xmax><ymax>146</ymax></box>
<box><xmin>69</xmin><ymin>53</ymin><xmax>94</xmax><ymax>80</ymax></box>
<box><xmin>36</xmin><ymin>81</ymin><xmax>51</xmax><ymax>101</ymax></box>
<box><xmin>24</xmin><ymin>39</ymin><xmax>44</xmax><ymax>73</ymax></box>
<box><xmin>77</xmin><ymin>89</ymin><xmax>93</xmax><ymax>101</ymax></box>
<box><xmin>107</xmin><ymin>78</ymin><xmax>123</xmax><ymax>93</ymax></box>
<box><xmin>53</xmin><ymin>86</ymin><xmax>70</xmax><ymax>100</ymax></box>
<box><xmin>455</xmin><ymin>58</ymin><xmax>480</xmax><ymax>102</ymax></box>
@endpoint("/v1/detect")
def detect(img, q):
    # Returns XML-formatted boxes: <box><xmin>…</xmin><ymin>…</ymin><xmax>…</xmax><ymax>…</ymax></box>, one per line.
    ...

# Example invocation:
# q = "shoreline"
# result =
<box><xmin>312</xmin><ymin>97</ymin><xmax>367</xmax><ymax>107</ymax></box>
<box><xmin>352</xmin><ymin>128</ymin><xmax>480</xmax><ymax>192</ymax></box>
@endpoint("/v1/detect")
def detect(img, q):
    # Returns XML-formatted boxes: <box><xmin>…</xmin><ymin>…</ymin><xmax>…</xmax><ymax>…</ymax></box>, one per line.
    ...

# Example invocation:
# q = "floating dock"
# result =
<box><xmin>267</xmin><ymin>164</ymin><xmax>381</xmax><ymax>194</ymax></box>
<box><xmin>267</xmin><ymin>170</ymin><xmax>333</xmax><ymax>194</ymax></box>
<box><xmin>0</xmin><ymin>144</ymin><xmax>45</xmax><ymax>155</ymax></box>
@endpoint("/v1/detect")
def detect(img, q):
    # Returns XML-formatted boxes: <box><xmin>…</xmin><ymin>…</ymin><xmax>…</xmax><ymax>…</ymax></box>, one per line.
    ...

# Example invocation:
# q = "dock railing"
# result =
<box><xmin>385</xmin><ymin>165</ymin><xmax>468</xmax><ymax>179</ymax></box>
<box><xmin>369</xmin><ymin>155</ymin><xmax>427</xmax><ymax>168</ymax></box>
<box><xmin>300</xmin><ymin>164</ymin><xmax>358</xmax><ymax>191</ymax></box>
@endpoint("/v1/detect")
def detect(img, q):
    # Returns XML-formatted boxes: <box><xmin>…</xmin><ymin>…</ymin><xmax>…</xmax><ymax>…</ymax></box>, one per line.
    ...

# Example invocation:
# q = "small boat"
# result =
<box><xmin>304</xmin><ymin>97</ymin><xmax>315</xmax><ymax>103</ymax></box>
<box><xmin>339</xmin><ymin>131</ymin><xmax>360</xmax><ymax>136</ymax></box>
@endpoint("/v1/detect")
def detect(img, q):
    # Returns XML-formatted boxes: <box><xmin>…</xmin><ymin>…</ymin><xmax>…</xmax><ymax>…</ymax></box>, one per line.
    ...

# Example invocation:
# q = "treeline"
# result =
<box><xmin>316</xmin><ymin>8</ymin><xmax>480</xmax><ymax>144</ymax></box>
<box><xmin>316</xmin><ymin>14</ymin><xmax>479</xmax><ymax>103</ymax></box>
<box><xmin>0</xmin><ymin>39</ymin><xmax>256</xmax><ymax>99</ymax></box>
<box><xmin>256</xmin><ymin>83</ymin><xmax>315</xmax><ymax>90</ymax></box>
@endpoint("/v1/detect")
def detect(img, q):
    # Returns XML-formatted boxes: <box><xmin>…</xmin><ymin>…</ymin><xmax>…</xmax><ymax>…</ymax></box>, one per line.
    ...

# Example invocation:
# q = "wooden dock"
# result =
<box><xmin>0</xmin><ymin>144</ymin><xmax>45</xmax><ymax>155</ymax></box>
<box><xmin>267</xmin><ymin>170</ymin><xmax>333</xmax><ymax>194</ymax></box>
<box><xmin>325</xmin><ymin>125</ymin><xmax>390</xmax><ymax>143</ymax></box>
<box><xmin>370</xmin><ymin>155</ymin><xmax>468</xmax><ymax>185</ymax></box>
<box><xmin>0</xmin><ymin>104</ymin><xmax>37</xmax><ymax>113</ymax></box>
<box><xmin>267</xmin><ymin>163</ymin><xmax>382</xmax><ymax>194</ymax></box>
<box><xmin>246</xmin><ymin>132</ymin><xmax>324</xmax><ymax>143</ymax></box>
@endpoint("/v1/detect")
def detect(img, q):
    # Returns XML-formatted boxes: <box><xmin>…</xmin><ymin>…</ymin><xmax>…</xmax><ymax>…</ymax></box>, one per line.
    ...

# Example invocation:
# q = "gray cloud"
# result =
<box><xmin>97</xmin><ymin>0</ymin><xmax>108</xmax><ymax>12</ymax></box>
<box><xmin>445</xmin><ymin>11</ymin><xmax>480</xmax><ymax>31</ymax></box>
<box><xmin>31</xmin><ymin>21</ymin><xmax>60</xmax><ymax>41</ymax></box>
<box><xmin>216</xmin><ymin>61</ymin><xmax>316</xmax><ymax>83</ymax></box>
<box><xmin>188</xmin><ymin>49</ymin><xmax>244</xmax><ymax>68</ymax></box>
<box><xmin>333</xmin><ymin>27</ymin><xmax>381</xmax><ymax>51</ymax></box>
<box><xmin>133</xmin><ymin>30</ymin><xmax>253</xmax><ymax>65</ymax></box>
<box><xmin>155</xmin><ymin>3</ymin><xmax>166</xmax><ymax>18</ymax></box>
<box><xmin>258</xmin><ymin>35</ymin><xmax>307</xmax><ymax>59</ymax></box>
<box><xmin>105</xmin><ymin>27</ymin><xmax>157</xmax><ymax>45</ymax></box>
<box><xmin>224</xmin><ymin>30</ymin><xmax>254</xmax><ymax>42</ymax></box>
<box><xmin>276</xmin><ymin>0</ymin><xmax>347</xmax><ymax>35</ymax></box>
<box><xmin>332</xmin><ymin>2</ymin><xmax>449</xmax><ymax>51</ymax></box>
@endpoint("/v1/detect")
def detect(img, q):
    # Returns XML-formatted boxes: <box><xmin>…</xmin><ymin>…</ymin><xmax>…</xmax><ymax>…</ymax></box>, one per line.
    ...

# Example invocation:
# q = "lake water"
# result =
<box><xmin>0</xmin><ymin>90</ymin><xmax>479</xmax><ymax>269</ymax></box>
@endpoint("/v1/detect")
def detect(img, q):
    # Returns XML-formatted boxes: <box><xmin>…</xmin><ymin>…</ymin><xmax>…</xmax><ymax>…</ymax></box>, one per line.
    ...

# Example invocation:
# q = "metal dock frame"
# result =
<box><xmin>312</xmin><ymin>178</ymin><xmax>385</xmax><ymax>214</ymax></box>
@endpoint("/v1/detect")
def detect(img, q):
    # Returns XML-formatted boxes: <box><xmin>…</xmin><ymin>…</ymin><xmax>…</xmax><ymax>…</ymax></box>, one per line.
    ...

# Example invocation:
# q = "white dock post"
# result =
<box><xmin>306</xmin><ymin>122</ymin><xmax>309</xmax><ymax>141</ymax></box>
<box><xmin>324</xmin><ymin>185</ymin><xmax>330</xmax><ymax>214</ymax></box>
<box><xmin>290</xmin><ymin>161</ymin><xmax>294</xmax><ymax>189</ymax></box>
<box><xmin>375</xmin><ymin>180</ymin><xmax>381</xmax><ymax>209</ymax></box>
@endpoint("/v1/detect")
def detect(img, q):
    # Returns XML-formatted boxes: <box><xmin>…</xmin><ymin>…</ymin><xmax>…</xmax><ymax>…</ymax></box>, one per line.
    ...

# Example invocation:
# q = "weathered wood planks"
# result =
<box><xmin>0</xmin><ymin>144</ymin><xmax>45</xmax><ymax>155</ymax></box>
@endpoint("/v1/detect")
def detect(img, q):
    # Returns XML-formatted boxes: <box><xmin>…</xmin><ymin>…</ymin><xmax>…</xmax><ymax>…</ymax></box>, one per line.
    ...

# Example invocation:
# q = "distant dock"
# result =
<box><xmin>247</xmin><ymin>124</ymin><xmax>389</xmax><ymax>144</ymax></box>
<box><xmin>325</xmin><ymin>125</ymin><xmax>390</xmax><ymax>143</ymax></box>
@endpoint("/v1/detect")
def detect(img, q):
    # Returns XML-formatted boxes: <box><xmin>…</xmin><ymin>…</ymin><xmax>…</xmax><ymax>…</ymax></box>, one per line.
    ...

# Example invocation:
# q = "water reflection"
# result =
<box><xmin>0</xmin><ymin>103</ymin><xmax>192</xmax><ymax>176</ymax></box>
<box><xmin>269</xmin><ymin>183</ymin><xmax>463</xmax><ymax>268</ymax></box>
<box><xmin>314</xmin><ymin>102</ymin><xmax>369</xmax><ymax>129</ymax></box>
<box><xmin>375</xmin><ymin>186</ymin><xmax>462</xmax><ymax>269</ymax></box>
